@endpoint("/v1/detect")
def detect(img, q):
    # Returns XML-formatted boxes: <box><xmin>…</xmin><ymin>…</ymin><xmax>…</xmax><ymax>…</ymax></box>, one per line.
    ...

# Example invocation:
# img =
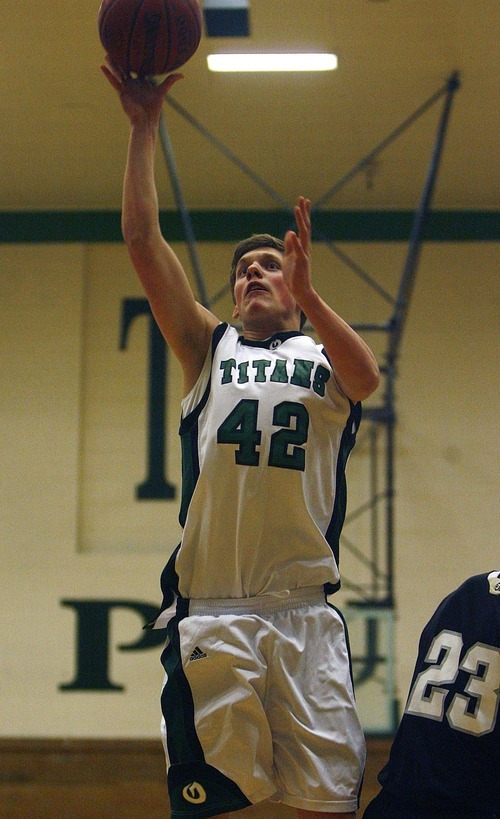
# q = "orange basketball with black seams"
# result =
<box><xmin>98</xmin><ymin>0</ymin><xmax>202</xmax><ymax>76</ymax></box>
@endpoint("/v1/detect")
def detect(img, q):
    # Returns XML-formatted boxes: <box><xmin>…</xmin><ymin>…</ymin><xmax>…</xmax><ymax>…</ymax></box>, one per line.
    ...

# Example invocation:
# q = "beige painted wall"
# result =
<box><xmin>1</xmin><ymin>238</ymin><xmax>498</xmax><ymax>738</ymax></box>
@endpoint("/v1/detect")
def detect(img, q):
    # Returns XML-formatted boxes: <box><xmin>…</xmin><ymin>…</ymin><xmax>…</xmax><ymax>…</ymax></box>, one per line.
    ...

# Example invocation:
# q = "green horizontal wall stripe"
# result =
<box><xmin>0</xmin><ymin>210</ymin><xmax>497</xmax><ymax>244</ymax></box>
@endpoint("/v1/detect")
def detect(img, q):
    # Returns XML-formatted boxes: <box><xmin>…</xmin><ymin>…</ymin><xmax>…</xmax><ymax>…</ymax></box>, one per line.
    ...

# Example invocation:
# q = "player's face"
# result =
<box><xmin>232</xmin><ymin>248</ymin><xmax>300</xmax><ymax>335</ymax></box>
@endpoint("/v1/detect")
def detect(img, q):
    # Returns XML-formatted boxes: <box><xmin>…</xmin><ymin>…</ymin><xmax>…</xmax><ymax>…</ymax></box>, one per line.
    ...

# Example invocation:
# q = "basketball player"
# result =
<box><xmin>363</xmin><ymin>571</ymin><xmax>500</xmax><ymax>819</ymax></box>
<box><xmin>102</xmin><ymin>62</ymin><xmax>380</xmax><ymax>818</ymax></box>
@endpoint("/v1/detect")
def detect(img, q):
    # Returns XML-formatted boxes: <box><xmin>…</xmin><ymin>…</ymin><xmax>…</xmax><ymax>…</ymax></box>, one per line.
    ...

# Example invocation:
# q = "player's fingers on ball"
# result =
<box><xmin>160</xmin><ymin>72</ymin><xmax>184</xmax><ymax>93</ymax></box>
<box><xmin>102</xmin><ymin>55</ymin><xmax>125</xmax><ymax>82</ymax></box>
<box><xmin>100</xmin><ymin>62</ymin><xmax>122</xmax><ymax>90</ymax></box>
<box><xmin>103</xmin><ymin>53</ymin><xmax>116</xmax><ymax>73</ymax></box>
<box><xmin>99</xmin><ymin>57</ymin><xmax>120</xmax><ymax>87</ymax></box>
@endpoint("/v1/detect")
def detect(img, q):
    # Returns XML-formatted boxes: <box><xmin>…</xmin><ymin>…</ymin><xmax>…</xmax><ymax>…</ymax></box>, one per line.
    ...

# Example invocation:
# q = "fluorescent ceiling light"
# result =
<box><xmin>207</xmin><ymin>53</ymin><xmax>338</xmax><ymax>72</ymax></box>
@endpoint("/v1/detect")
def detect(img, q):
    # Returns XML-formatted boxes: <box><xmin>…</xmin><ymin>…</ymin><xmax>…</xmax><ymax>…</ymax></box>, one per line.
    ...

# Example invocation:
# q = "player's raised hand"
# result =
<box><xmin>100</xmin><ymin>55</ymin><xmax>183</xmax><ymax>125</ymax></box>
<box><xmin>283</xmin><ymin>196</ymin><xmax>313</xmax><ymax>304</ymax></box>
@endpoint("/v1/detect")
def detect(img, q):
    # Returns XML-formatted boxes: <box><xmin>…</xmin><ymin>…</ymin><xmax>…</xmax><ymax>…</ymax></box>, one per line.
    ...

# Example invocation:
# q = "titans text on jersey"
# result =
<box><xmin>219</xmin><ymin>356</ymin><xmax>331</xmax><ymax>397</ymax></box>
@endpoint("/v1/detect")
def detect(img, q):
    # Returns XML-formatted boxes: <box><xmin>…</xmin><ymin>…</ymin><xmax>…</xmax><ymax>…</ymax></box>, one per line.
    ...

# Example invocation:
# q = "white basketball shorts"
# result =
<box><xmin>160</xmin><ymin>586</ymin><xmax>366</xmax><ymax>816</ymax></box>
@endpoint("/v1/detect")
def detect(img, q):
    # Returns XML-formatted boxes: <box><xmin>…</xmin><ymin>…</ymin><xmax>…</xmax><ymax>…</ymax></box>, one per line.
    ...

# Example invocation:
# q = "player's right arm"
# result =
<box><xmin>101</xmin><ymin>61</ymin><xmax>219</xmax><ymax>394</ymax></box>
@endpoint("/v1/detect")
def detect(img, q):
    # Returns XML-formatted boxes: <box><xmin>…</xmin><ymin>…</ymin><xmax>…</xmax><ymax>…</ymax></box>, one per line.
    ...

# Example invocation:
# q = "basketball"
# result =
<box><xmin>98</xmin><ymin>0</ymin><xmax>202</xmax><ymax>76</ymax></box>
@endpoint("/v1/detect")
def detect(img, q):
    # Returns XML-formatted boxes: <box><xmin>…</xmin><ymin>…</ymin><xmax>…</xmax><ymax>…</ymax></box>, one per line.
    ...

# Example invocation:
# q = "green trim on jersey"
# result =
<box><xmin>179</xmin><ymin>323</ymin><xmax>228</xmax><ymax>527</ymax></box>
<box><xmin>324</xmin><ymin>401</ymin><xmax>362</xmax><ymax>594</ymax></box>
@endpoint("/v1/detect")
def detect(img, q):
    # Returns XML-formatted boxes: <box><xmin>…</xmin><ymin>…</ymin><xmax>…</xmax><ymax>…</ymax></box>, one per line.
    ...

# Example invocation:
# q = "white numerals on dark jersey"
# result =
<box><xmin>405</xmin><ymin>628</ymin><xmax>500</xmax><ymax>736</ymax></box>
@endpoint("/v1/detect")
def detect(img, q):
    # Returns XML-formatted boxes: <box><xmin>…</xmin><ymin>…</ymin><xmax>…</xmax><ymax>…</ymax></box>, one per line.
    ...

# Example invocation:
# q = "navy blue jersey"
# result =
<box><xmin>365</xmin><ymin>572</ymin><xmax>500</xmax><ymax>818</ymax></box>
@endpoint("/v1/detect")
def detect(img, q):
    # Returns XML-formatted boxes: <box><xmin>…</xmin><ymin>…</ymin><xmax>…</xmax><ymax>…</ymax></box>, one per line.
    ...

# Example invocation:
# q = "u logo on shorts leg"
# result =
<box><xmin>182</xmin><ymin>781</ymin><xmax>207</xmax><ymax>804</ymax></box>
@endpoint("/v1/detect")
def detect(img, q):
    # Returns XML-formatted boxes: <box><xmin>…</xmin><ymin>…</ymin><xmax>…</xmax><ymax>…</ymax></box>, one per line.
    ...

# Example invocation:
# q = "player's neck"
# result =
<box><xmin>239</xmin><ymin>317</ymin><xmax>301</xmax><ymax>342</ymax></box>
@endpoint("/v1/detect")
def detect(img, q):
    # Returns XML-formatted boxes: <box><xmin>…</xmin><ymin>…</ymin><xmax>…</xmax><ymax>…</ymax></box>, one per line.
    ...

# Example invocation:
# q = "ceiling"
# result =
<box><xmin>2</xmin><ymin>0</ymin><xmax>499</xmax><ymax>214</ymax></box>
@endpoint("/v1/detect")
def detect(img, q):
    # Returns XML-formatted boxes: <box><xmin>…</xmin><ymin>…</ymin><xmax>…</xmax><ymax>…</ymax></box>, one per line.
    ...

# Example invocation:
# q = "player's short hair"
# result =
<box><xmin>229</xmin><ymin>234</ymin><xmax>306</xmax><ymax>329</ymax></box>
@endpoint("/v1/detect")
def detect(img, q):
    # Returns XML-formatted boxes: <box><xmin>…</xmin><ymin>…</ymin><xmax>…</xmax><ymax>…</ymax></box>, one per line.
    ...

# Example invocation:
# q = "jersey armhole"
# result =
<box><xmin>181</xmin><ymin>323</ymin><xmax>228</xmax><ymax>419</ymax></box>
<box><xmin>321</xmin><ymin>345</ymin><xmax>360</xmax><ymax>413</ymax></box>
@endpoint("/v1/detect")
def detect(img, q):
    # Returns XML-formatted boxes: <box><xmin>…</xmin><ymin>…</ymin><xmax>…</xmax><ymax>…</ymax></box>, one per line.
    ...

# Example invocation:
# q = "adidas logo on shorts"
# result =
<box><xmin>189</xmin><ymin>646</ymin><xmax>208</xmax><ymax>662</ymax></box>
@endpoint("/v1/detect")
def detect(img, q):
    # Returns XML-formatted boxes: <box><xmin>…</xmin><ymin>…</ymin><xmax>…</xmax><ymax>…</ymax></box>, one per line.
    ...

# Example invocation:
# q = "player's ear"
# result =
<box><xmin>232</xmin><ymin>304</ymin><xmax>239</xmax><ymax>319</ymax></box>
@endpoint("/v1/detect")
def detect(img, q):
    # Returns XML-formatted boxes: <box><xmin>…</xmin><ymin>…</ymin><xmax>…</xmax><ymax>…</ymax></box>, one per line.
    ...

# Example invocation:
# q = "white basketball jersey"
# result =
<box><xmin>175</xmin><ymin>323</ymin><xmax>361</xmax><ymax>599</ymax></box>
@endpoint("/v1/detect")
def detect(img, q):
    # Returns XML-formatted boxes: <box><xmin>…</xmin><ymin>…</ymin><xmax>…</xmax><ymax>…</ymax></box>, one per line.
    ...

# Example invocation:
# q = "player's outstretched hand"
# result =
<box><xmin>283</xmin><ymin>196</ymin><xmax>313</xmax><ymax>304</ymax></box>
<box><xmin>100</xmin><ymin>55</ymin><xmax>183</xmax><ymax>125</ymax></box>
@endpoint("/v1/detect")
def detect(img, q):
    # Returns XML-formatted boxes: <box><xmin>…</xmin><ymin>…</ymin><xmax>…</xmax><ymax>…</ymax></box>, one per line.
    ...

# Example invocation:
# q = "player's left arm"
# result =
<box><xmin>283</xmin><ymin>197</ymin><xmax>380</xmax><ymax>403</ymax></box>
